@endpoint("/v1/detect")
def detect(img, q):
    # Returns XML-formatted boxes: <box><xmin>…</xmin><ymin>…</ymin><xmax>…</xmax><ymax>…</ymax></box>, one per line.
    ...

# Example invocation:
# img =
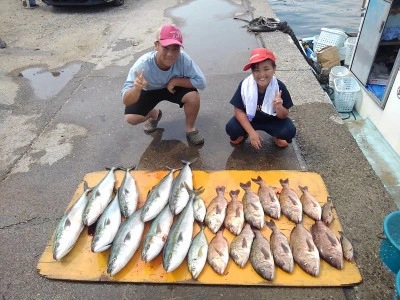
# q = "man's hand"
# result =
<box><xmin>134</xmin><ymin>69</ymin><xmax>148</xmax><ymax>91</ymax></box>
<box><xmin>166</xmin><ymin>78</ymin><xmax>176</xmax><ymax>94</ymax></box>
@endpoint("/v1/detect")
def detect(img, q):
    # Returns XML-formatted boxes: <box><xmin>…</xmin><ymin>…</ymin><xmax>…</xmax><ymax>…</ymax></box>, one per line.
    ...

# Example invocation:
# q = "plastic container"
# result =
<box><xmin>344</xmin><ymin>37</ymin><xmax>357</xmax><ymax>66</ymax></box>
<box><xmin>333</xmin><ymin>77</ymin><xmax>360</xmax><ymax>112</ymax></box>
<box><xmin>329</xmin><ymin>66</ymin><xmax>350</xmax><ymax>87</ymax></box>
<box><xmin>395</xmin><ymin>271</ymin><xmax>400</xmax><ymax>300</ymax></box>
<box><xmin>314</xmin><ymin>28</ymin><xmax>348</xmax><ymax>52</ymax></box>
<box><xmin>310</xmin><ymin>51</ymin><xmax>321</xmax><ymax>73</ymax></box>
<box><xmin>379</xmin><ymin>210</ymin><xmax>400</xmax><ymax>274</ymax></box>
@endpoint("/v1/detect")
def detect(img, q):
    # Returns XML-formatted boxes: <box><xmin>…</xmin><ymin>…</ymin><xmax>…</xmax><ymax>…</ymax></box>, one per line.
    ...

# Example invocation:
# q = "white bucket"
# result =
<box><xmin>329</xmin><ymin>66</ymin><xmax>350</xmax><ymax>88</ymax></box>
<box><xmin>344</xmin><ymin>37</ymin><xmax>357</xmax><ymax>66</ymax></box>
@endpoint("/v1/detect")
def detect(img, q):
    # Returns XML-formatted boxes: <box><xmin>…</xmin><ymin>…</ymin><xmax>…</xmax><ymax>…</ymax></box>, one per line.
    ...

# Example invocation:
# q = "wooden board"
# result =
<box><xmin>37</xmin><ymin>170</ymin><xmax>362</xmax><ymax>286</ymax></box>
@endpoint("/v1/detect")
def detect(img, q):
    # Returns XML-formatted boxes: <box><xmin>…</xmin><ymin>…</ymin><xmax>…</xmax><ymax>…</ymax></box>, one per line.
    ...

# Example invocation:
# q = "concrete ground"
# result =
<box><xmin>0</xmin><ymin>0</ymin><xmax>398</xmax><ymax>299</ymax></box>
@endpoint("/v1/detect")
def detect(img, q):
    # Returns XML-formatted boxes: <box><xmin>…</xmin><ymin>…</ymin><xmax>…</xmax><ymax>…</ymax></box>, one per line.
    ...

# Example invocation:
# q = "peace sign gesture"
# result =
<box><xmin>273</xmin><ymin>90</ymin><xmax>283</xmax><ymax>108</ymax></box>
<box><xmin>134</xmin><ymin>69</ymin><xmax>148</xmax><ymax>91</ymax></box>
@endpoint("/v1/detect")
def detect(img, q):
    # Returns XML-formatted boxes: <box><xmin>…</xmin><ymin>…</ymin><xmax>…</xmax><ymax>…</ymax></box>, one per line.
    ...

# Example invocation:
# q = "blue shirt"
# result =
<box><xmin>121</xmin><ymin>50</ymin><xmax>206</xmax><ymax>98</ymax></box>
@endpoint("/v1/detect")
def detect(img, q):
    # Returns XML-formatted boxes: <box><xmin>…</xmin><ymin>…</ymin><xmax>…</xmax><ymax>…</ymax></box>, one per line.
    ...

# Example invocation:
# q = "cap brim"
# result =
<box><xmin>159</xmin><ymin>39</ymin><xmax>183</xmax><ymax>48</ymax></box>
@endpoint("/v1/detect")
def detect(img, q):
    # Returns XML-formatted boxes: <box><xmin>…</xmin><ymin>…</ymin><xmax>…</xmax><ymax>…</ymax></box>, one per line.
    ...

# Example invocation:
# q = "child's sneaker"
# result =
<box><xmin>143</xmin><ymin>110</ymin><xmax>162</xmax><ymax>133</ymax></box>
<box><xmin>274</xmin><ymin>137</ymin><xmax>288</xmax><ymax>148</ymax></box>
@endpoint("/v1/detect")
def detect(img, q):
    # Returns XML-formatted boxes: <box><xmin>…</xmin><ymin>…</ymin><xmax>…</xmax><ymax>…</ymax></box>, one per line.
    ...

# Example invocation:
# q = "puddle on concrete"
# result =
<box><xmin>168</xmin><ymin>0</ymin><xmax>258</xmax><ymax>72</ymax></box>
<box><xmin>20</xmin><ymin>63</ymin><xmax>82</xmax><ymax>100</ymax></box>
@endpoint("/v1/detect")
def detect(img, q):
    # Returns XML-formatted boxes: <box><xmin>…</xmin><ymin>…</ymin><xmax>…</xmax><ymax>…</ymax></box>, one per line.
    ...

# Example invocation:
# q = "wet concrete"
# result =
<box><xmin>0</xmin><ymin>0</ymin><xmax>399</xmax><ymax>299</ymax></box>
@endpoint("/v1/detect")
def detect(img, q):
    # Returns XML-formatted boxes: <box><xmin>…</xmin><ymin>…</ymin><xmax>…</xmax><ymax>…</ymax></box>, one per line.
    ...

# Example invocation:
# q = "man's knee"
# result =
<box><xmin>182</xmin><ymin>91</ymin><xmax>200</xmax><ymax>104</ymax></box>
<box><xmin>125</xmin><ymin>114</ymin><xmax>143</xmax><ymax>125</ymax></box>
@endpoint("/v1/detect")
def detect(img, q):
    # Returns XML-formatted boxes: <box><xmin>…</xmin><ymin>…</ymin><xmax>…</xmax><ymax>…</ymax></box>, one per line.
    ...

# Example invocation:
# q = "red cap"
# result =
<box><xmin>158</xmin><ymin>25</ymin><xmax>183</xmax><ymax>47</ymax></box>
<box><xmin>243</xmin><ymin>48</ymin><xmax>276</xmax><ymax>71</ymax></box>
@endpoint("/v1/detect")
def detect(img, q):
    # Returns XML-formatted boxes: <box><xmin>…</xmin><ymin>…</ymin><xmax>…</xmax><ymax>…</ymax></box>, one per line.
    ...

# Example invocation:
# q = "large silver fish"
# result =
<box><xmin>298</xmin><ymin>185</ymin><xmax>321</xmax><ymax>221</ymax></box>
<box><xmin>83</xmin><ymin>167</ymin><xmax>116</xmax><ymax>226</ymax></box>
<box><xmin>290</xmin><ymin>223</ymin><xmax>320</xmax><ymax>276</ymax></box>
<box><xmin>107</xmin><ymin>207</ymin><xmax>145</xmax><ymax>276</ymax></box>
<box><xmin>187</xmin><ymin>226</ymin><xmax>208</xmax><ymax>279</ymax></box>
<box><xmin>230</xmin><ymin>223</ymin><xmax>255</xmax><ymax>268</ymax></box>
<box><xmin>91</xmin><ymin>191</ymin><xmax>122</xmax><ymax>253</ymax></box>
<box><xmin>205</xmin><ymin>186</ymin><xmax>228</xmax><ymax>233</ymax></box>
<box><xmin>311</xmin><ymin>220</ymin><xmax>343</xmax><ymax>269</ymax></box>
<box><xmin>224</xmin><ymin>190</ymin><xmax>244</xmax><ymax>236</ymax></box>
<box><xmin>278</xmin><ymin>178</ymin><xmax>302</xmax><ymax>224</ymax></box>
<box><xmin>163</xmin><ymin>184</ymin><xmax>204</xmax><ymax>273</ymax></box>
<box><xmin>53</xmin><ymin>181</ymin><xmax>92</xmax><ymax>260</ymax></box>
<box><xmin>141</xmin><ymin>204</ymin><xmax>174</xmax><ymax>263</ymax></box>
<box><xmin>265</xmin><ymin>219</ymin><xmax>294</xmax><ymax>273</ymax></box>
<box><xmin>250</xmin><ymin>229</ymin><xmax>275</xmax><ymax>281</ymax></box>
<box><xmin>168</xmin><ymin>160</ymin><xmax>194</xmax><ymax>215</ymax></box>
<box><xmin>321</xmin><ymin>197</ymin><xmax>334</xmax><ymax>226</ymax></box>
<box><xmin>193</xmin><ymin>196</ymin><xmax>206</xmax><ymax>223</ymax></box>
<box><xmin>141</xmin><ymin>168</ymin><xmax>178</xmax><ymax>222</ymax></box>
<box><xmin>118</xmin><ymin>166</ymin><xmax>138</xmax><ymax>218</ymax></box>
<box><xmin>240</xmin><ymin>181</ymin><xmax>264</xmax><ymax>229</ymax></box>
<box><xmin>207</xmin><ymin>229</ymin><xmax>229</xmax><ymax>275</ymax></box>
<box><xmin>251</xmin><ymin>176</ymin><xmax>281</xmax><ymax>219</ymax></box>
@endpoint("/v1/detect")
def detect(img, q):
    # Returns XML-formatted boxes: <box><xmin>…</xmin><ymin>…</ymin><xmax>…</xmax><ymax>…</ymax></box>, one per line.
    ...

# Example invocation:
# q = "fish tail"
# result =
<box><xmin>251</xmin><ymin>176</ymin><xmax>263</xmax><ymax>184</ymax></box>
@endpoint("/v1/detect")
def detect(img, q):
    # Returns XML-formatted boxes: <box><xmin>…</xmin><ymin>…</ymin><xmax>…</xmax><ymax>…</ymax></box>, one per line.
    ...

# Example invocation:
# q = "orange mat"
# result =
<box><xmin>37</xmin><ymin>170</ymin><xmax>362</xmax><ymax>286</ymax></box>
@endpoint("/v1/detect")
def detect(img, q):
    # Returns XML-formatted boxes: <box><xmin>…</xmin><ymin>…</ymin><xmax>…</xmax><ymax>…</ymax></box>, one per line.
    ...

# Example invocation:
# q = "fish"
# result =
<box><xmin>91</xmin><ymin>190</ymin><xmax>122</xmax><ymax>253</ymax></box>
<box><xmin>250</xmin><ymin>229</ymin><xmax>275</xmax><ymax>281</ymax></box>
<box><xmin>229</xmin><ymin>223</ymin><xmax>255</xmax><ymax>268</ymax></box>
<box><xmin>53</xmin><ymin>181</ymin><xmax>92</xmax><ymax>260</ymax></box>
<box><xmin>141</xmin><ymin>167</ymin><xmax>178</xmax><ymax>222</ymax></box>
<box><xmin>251</xmin><ymin>176</ymin><xmax>281</xmax><ymax>219</ymax></box>
<box><xmin>205</xmin><ymin>186</ymin><xmax>228</xmax><ymax>233</ymax></box>
<box><xmin>107</xmin><ymin>207</ymin><xmax>145</xmax><ymax>276</ymax></box>
<box><xmin>141</xmin><ymin>204</ymin><xmax>174</xmax><ymax>263</ymax></box>
<box><xmin>187</xmin><ymin>226</ymin><xmax>208</xmax><ymax>279</ymax></box>
<box><xmin>224</xmin><ymin>189</ymin><xmax>245</xmax><ymax>236</ymax></box>
<box><xmin>278</xmin><ymin>178</ymin><xmax>302</xmax><ymax>223</ymax></box>
<box><xmin>168</xmin><ymin>160</ymin><xmax>195</xmax><ymax>215</ymax></box>
<box><xmin>193</xmin><ymin>196</ymin><xmax>206</xmax><ymax>223</ymax></box>
<box><xmin>163</xmin><ymin>184</ymin><xmax>204</xmax><ymax>273</ymax></box>
<box><xmin>298</xmin><ymin>185</ymin><xmax>322</xmax><ymax>221</ymax></box>
<box><xmin>207</xmin><ymin>229</ymin><xmax>229</xmax><ymax>275</ymax></box>
<box><xmin>265</xmin><ymin>219</ymin><xmax>294</xmax><ymax>273</ymax></box>
<box><xmin>83</xmin><ymin>167</ymin><xmax>116</xmax><ymax>226</ymax></box>
<box><xmin>240</xmin><ymin>181</ymin><xmax>264</xmax><ymax>229</ymax></box>
<box><xmin>117</xmin><ymin>166</ymin><xmax>138</xmax><ymax>218</ymax></box>
<box><xmin>321</xmin><ymin>197</ymin><xmax>335</xmax><ymax>226</ymax></box>
<box><xmin>311</xmin><ymin>220</ymin><xmax>343</xmax><ymax>270</ymax></box>
<box><xmin>339</xmin><ymin>231</ymin><xmax>354</xmax><ymax>262</ymax></box>
<box><xmin>290</xmin><ymin>222</ymin><xmax>320</xmax><ymax>276</ymax></box>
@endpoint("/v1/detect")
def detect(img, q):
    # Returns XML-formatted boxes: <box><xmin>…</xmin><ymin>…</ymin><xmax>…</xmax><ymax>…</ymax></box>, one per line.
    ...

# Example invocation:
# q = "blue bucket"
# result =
<box><xmin>379</xmin><ymin>211</ymin><xmax>400</xmax><ymax>274</ymax></box>
<box><xmin>395</xmin><ymin>271</ymin><xmax>400</xmax><ymax>300</ymax></box>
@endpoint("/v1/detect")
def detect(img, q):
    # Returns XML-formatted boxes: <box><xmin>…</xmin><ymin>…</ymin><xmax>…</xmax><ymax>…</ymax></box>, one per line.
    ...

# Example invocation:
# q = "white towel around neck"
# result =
<box><xmin>241</xmin><ymin>74</ymin><xmax>279</xmax><ymax>121</ymax></box>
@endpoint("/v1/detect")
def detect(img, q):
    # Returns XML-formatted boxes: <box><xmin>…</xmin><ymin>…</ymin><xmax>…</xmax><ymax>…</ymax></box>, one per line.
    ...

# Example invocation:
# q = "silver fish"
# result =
<box><xmin>230</xmin><ymin>223</ymin><xmax>255</xmax><ymax>268</ymax></box>
<box><xmin>141</xmin><ymin>167</ymin><xmax>178</xmax><ymax>222</ymax></box>
<box><xmin>168</xmin><ymin>160</ymin><xmax>194</xmax><ymax>215</ymax></box>
<box><xmin>224</xmin><ymin>189</ymin><xmax>245</xmax><ymax>236</ymax></box>
<box><xmin>163</xmin><ymin>184</ymin><xmax>204</xmax><ymax>273</ymax></box>
<box><xmin>250</xmin><ymin>229</ymin><xmax>275</xmax><ymax>281</ymax></box>
<box><xmin>321</xmin><ymin>197</ymin><xmax>334</xmax><ymax>226</ymax></box>
<box><xmin>207</xmin><ymin>229</ymin><xmax>229</xmax><ymax>275</ymax></box>
<box><xmin>205</xmin><ymin>186</ymin><xmax>228</xmax><ymax>233</ymax></box>
<box><xmin>53</xmin><ymin>181</ymin><xmax>92</xmax><ymax>260</ymax></box>
<box><xmin>290</xmin><ymin>223</ymin><xmax>320</xmax><ymax>276</ymax></box>
<box><xmin>298</xmin><ymin>185</ymin><xmax>322</xmax><ymax>221</ymax></box>
<box><xmin>141</xmin><ymin>204</ymin><xmax>174</xmax><ymax>263</ymax></box>
<box><xmin>91</xmin><ymin>191</ymin><xmax>122</xmax><ymax>253</ymax></box>
<box><xmin>278</xmin><ymin>178</ymin><xmax>302</xmax><ymax>224</ymax></box>
<box><xmin>240</xmin><ymin>181</ymin><xmax>264</xmax><ymax>229</ymax></box>
<box><xmin>339</xmin><ymin>231</ymin><xmax>354</xmax><ymax>262</ymax></box>
<box><xmin>187</xmin><ymin>226</ymin><xmax>208</xmax><ymax>279</ymax></box>
<box><xmin>265</xmin><ymin>219</ymin><xmax>294</xmax><ymax>273</ymax></box>
<box><xmin>83</xmin><ymin>167</ymin><xmax>116</xmax><ymax>226</ymax></box>
<box><xmin>193</xmin><ymin>196</ymin><xmax>206</xmax><ymax>223</ymax></box>
<box><xmin>118</xmin><ymin>166</ymin><xmax>138</xmax><ymax>218</ymax></box>
<box><xmin>251</xmin><ymin>176</ymin><xmax>281</xmax><ymax>219</ymax></box>
<box><xmin>107</xmin><ymin>207</ymin><xmax>145</xmax><ymax>276</ymax></box>
<box><xmin>311</xmin><ymin>220</ymin><xmax>343</xmax><ymax>269</ymax></box>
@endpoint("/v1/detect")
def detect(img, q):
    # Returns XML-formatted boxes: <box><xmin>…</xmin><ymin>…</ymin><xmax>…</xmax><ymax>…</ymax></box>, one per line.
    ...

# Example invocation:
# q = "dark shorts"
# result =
<box><xmin>124</xmin><ymin>87</ymin><xmax>198</xmax><ymax>116</ymax></box>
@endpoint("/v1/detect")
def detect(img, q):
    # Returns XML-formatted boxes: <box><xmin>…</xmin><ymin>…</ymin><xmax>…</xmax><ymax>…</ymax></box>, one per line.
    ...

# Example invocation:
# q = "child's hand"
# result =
<box><xmin>273</xmin><ymin>90</ymin><xmax>283</xmax><ymax>108</ymax></box>
<box><xmin>134</xmin><ymin>69</ymin><xmax>148</xmax><ymax>91</ymax></box>
<box><xmin>249</xmin><ymin>131</ymin><xmax>263</xmax><ymax>150</ymax></box>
